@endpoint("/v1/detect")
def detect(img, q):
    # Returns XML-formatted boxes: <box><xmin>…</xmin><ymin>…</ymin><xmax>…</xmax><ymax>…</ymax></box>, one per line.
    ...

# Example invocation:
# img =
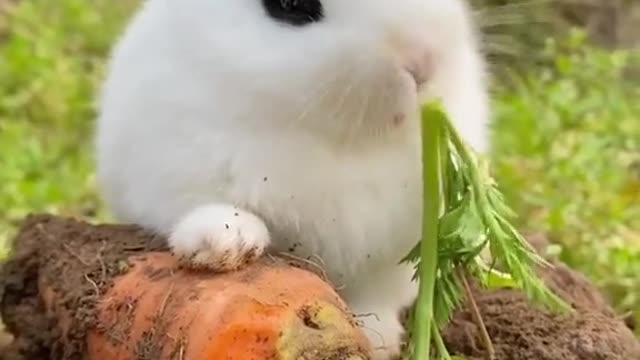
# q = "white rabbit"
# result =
<box><xmin>95</xmin><ymin>0</ymin><xmax>490</xmax><ymax>358</ymax></box>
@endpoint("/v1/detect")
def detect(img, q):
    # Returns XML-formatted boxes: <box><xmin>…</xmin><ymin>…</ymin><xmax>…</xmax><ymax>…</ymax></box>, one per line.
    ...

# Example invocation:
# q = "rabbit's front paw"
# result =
<box><xmin>169</xmin><ymin>204</ymin><xmax>270</xmax><ymax>272</ymax></box>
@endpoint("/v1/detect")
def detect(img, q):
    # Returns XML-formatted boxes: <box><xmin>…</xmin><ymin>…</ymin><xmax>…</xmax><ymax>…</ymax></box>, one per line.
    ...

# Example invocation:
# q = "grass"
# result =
<box><xmin>491</xmin><ymin>31</ymin><xmax>640</xmax><ymax>327</ymax></box>
<box><xmin>0</xmin><ymin>0</ymin><xmax>638</xmax><ymax>332</ymax></box>
<box><xmin>0</xmin><ymin>0</ymin><xmax>137</xmax><ymax>258</ymax></box>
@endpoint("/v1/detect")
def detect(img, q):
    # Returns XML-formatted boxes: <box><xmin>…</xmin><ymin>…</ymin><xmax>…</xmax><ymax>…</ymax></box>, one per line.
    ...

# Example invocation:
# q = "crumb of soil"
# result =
<box><xmin>0</xmin><ymin>321</ymin><xmax>14</xmax><ymax>351</ymax></box>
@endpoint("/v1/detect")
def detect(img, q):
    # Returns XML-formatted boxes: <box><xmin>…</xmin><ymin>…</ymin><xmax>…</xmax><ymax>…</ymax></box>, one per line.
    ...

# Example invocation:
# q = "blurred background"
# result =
<box><xmin>0</xmin><ymin>0</ymin><xmax>638</xmax><ymax>335</ymax></box>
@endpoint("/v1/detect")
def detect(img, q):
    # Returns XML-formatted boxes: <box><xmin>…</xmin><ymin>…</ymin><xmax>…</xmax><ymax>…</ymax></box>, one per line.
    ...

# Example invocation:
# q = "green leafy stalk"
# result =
<box><xmin>412</xmin><ymin>103</ymin><xmax>444</xmax><ymax>359</ymax></box>
<box><xmin>404</xmin><ymin>102</ymin><xmax>572</xmax><ymax>360</ymax></box>
<box><xmin>442</xmin><ymin>118</ymin><xmax>569</xmax><ymax>310</ymax></box>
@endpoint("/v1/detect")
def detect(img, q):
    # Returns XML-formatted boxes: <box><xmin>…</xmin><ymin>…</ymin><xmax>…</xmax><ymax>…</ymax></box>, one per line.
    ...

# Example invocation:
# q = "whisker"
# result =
<box><xmin>288</xmin><ymin>62</ymin><xmax>351</xmax><ymax>129</ymax></box>
<box><xmin>349</xmin><ymin>65</ymin><xmax>376</xmax><ymax>144</ymax></box>
<box><xmin>330</xmin><ymin>69</ymin><xmax>358</xmax><ymax>124</ymax></box>
<box><xmin>339</xmin><ymin>61</ymin><xmax>373</xmax><ymax>145</ymax></box>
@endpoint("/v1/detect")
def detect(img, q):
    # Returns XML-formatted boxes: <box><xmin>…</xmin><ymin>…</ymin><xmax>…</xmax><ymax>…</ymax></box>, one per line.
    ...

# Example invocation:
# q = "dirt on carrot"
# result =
<box><xmin>0</xmin><ymin>214</ymin><xmax>369</xmax><ymax>360</ymax></box>
<box><xmin>0</xmin><ymin>214</ymin><xmax>166</xmax><ymax>359</ymax></box>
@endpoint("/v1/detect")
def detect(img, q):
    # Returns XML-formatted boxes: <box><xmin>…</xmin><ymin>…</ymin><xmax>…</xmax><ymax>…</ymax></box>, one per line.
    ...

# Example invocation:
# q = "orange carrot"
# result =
<box><xmin>92</xmin><ymin>253</ymin><xmax>372</xmax><ymax>359</ymax></box>
<box><xmin>0</xmin><ymin>215</ymin><xmax>372</xmax><ymax>360</ymax></box>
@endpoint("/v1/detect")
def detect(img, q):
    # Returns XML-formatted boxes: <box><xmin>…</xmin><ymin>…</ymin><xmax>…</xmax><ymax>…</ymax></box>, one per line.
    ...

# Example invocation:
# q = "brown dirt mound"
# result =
<box><xmin>443</xmin><ymin>263</ymin><xmax>640</xmax><ymax>360</ymax></box>
<box><xmin>0</xmin><ymin>214</ymin><xmax>638</xmax><ymax>360</ymax></box>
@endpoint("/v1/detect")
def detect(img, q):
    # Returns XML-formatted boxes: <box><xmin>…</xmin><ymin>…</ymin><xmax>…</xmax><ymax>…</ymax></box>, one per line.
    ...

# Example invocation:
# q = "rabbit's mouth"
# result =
<box><xmin>402</xmin><ymin>67</ymin><xmax>429</xmax><ymax>93</ymax></box>
<box><xmin>406</xmin><ymin>68</ymin><xmax>425</xmax><ymax>87</ymax></box>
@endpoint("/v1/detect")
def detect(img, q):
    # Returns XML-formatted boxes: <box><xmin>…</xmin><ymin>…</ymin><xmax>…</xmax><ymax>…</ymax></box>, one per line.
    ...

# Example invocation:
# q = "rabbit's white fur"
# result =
<box><xmin>95</xmin><ymin>0</ymin><xmax>490</xmax><ymax>357</ymax></box>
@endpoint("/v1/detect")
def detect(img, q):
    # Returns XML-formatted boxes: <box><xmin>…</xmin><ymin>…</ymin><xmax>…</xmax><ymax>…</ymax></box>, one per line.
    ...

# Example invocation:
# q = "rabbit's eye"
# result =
<box><xmin>262</xmin><ymin>0</ymin><xmax>324</xmax><ymax>26</ymax></box>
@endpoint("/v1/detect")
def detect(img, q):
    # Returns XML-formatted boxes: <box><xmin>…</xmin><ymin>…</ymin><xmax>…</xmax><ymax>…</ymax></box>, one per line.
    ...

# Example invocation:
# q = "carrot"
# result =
<box><xmin>0</xmin><ymin>215</ymin><xmax>372</xmax><ymax>360</ymax></box>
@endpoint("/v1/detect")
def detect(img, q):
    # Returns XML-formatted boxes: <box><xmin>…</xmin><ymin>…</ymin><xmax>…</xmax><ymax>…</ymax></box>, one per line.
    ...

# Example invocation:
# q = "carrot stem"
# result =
<box><xmin>412</xmin><ymin>105</ymin><xmax>443</xmax><ymax>359</ymax></box>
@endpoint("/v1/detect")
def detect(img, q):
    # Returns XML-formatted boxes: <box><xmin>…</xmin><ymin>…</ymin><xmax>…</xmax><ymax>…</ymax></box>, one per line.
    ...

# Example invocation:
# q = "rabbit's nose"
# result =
<box><xmin>385</xmin><ymin>29</ymin><xmax>434</xmax><ymax>88</ymax></box>
<box><xmin>403</xmin><ymin>51</ymin><xmax>433</xmax><ymax>88</ymax></box>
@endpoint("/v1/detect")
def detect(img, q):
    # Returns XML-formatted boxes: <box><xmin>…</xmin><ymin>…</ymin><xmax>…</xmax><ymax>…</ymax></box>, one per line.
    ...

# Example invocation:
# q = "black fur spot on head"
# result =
<box><xmin>262</xmin><ymin>0</ymin><xmax>324</xmax><ymax>26</ymax></box>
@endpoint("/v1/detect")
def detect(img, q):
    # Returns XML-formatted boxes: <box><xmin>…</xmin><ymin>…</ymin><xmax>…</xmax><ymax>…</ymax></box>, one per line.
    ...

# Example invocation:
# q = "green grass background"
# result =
<box><xmin>0</xmin><ymin>0</ymin><xmax>638</xmax><ymax>331</ymax></box>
